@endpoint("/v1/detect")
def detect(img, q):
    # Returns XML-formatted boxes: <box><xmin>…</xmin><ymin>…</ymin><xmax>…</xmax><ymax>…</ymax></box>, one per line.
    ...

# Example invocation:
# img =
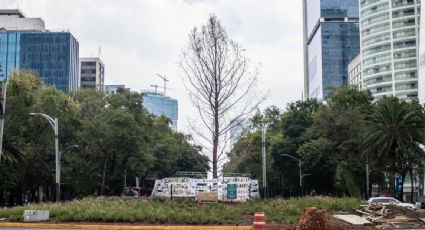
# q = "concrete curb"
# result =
<box><xmin>0</xmin><ymin>222</ymin><xmax>253</xmax><ymax>230</ymax></box>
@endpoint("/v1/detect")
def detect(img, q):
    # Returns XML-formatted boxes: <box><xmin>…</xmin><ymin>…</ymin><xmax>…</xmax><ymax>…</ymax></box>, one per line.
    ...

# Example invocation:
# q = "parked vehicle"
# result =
<box><xmin>368</xmin><ymin>197</ymin><xmax>417</xmax><ymax>210</ymax></box>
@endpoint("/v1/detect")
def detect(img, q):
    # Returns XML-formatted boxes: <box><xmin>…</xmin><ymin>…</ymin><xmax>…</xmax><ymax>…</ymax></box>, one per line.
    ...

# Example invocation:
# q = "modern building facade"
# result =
<box><xmin>104</xmin><ymin>85</ymin><xmax>127</xmax><ymax>94</ymax></box>
<box><xmin>348</xmin><ymin>54</ymin><xmax>363</xmax><ymax>90</ymax></box>
<box><xmin>142</xmin><ymin>91</ymin><xmax>178</xmax><ymax>131</ymax></box>
<box><xmin>419</xmin><ymin>0</ymin><xmax>425</xmax><ymax>103</ymax></box>
<box><xmin>359</xmin><ymin>0</ymin><xmax>420</xmax><ymax>100</ymax></box>
<box><xmin>20</xmin><ymin>32</ymin><xmax>79</xmax><ymax>92</ymax></box>
<box><xmin>230</xmin><ymin>118</ymin><xmax>247</xmax><ymax>148</ymax></box>
<box><xmin>0</xmin><ymin>9</ymin><xmax>45</xmax><ymax>81</ymax></box>
<box><xmin>0</xmin><ymin>9</ymin><xmax>79</xmax><ymax>92</ymax></box>
<box><xmin>80</xmin><ymin>57</ymin><xmax>105</xmax><ymax>90</ymax></box>
<box><xmin>303</xmin><ymin>0</ymin><xmax>361</xmax><ymax>100</ymax></box>
<box><xmin>0</xmin><ymin>9</ymin><xmax>45</xmax><ymax>32</ymax></box>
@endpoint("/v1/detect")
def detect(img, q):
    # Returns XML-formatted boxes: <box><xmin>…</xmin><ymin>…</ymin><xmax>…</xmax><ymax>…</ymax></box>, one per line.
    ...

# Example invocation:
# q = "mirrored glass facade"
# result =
<box><xmin>143</xmin><ymin>91</ymin><xmax>179</xmax><ymax>131</ymax></box>
<box><xmin>0</xmin><ymin>31</ymin><xmax>79</xmax><ymax>92</ymax></box>
<box><xmin>20</xmin><ymin>32</ymin><xmax>79</xmax><ymax>92</ymax></box>
<box><xmin>304</xmin><ymin>0</ymin><xmax>360</xmax><ymax>99</ymax></box>
<box><xmin>0</xmin><ymin>32</ymin><xmax>21</xmax><ymax>81</ymax></box>
<box><xmin>360</xmin><ymin>0</ymin><xmax>420</xmax><ymax>100</ymax></box>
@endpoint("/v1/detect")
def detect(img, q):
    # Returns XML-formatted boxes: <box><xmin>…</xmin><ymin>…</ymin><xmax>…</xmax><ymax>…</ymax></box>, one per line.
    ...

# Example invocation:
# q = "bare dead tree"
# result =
<box><xmin>180</xmin><ymin>15</ymin><xmax>263</xmax><ymax>178</ymax></box>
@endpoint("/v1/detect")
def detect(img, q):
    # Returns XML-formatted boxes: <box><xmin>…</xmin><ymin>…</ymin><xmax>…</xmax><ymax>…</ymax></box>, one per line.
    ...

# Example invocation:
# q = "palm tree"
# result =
<box><xmin>362</xmin><ymin>97</ymin><xmax>425</xmax><ymax>200</ymax></box>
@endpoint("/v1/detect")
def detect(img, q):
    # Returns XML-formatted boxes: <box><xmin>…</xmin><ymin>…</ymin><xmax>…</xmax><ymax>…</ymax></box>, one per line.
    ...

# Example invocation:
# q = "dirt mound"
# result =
<box><xmin>298</xmin><ymin>207</ymin><xmax>330</xmax><ymax>230</ymax></box>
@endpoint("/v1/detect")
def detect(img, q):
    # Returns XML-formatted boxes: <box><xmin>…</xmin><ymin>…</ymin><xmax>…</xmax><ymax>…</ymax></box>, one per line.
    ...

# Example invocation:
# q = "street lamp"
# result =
<box><xmin>281</xmin><ymin>154</ymin><xmax>310</xmax><ymax>196</ymax></box>
<box><xmin>60</xmin><ymin>145</ymin><xmax>79</xmax><ymax>160</ymax></box>
<box><xmin>261</xmin><ymin>124</ymin><xmax>269</xmax><ymax>199</ymax></box>
<box><xmin>29</xmin><ymin>113</ymin><xmax>60</xmax><ymax>202</ymax></box>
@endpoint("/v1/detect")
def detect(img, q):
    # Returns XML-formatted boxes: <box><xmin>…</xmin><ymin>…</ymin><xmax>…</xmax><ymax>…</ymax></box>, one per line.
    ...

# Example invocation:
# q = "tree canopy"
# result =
<box><xmin>0</xmin><ymin>71</ymin><xmax>209</xmax><ymax>205</ymax></box>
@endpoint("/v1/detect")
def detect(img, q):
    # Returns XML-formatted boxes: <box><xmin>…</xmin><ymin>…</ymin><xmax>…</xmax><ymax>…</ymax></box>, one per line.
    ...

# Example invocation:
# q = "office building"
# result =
<box><xmin>303</xmin><ymin>0</ymin><xmax>361</xmax><ymax>100</ymax></box>
<box><xmin>348</xmin><ymin>54</ymin><xmax>363</xmax><ymax>90</ymax></box>
<box><xmin>0</xmin><ymin>9</ymin><xmax>45</xmax><ymax>32</ymax></box>
<box><xmin>0</xmin><ymin>9</ymin><xmax>79</xmax><ymax>92</ymax></box>
<box><xmin>0</xmin><ymin>9</ymin><xmax>45</xmax><ymax>81</ymax></box>
<box><xmin>20</xmin><ymin>32</ymin><xmax>79</xmax><ymax>92</ymax></box>
<box><xmin>359</xmin><ymin>0</ymin><xmax>420</xmax><ymax>100</ymax></box>
<box><xmin>104</xmin><ymin>85</ymin><xmax>128</xmax><ymax>95</ymax></box>
<box><xmin>230</xmin><ymin>118</ymin><xmax>247</xmax><ymax>148</ymax></box>
<box><xmin>419</xmin><ymin>0</ymin><xmax>425</xmax><ymax>103</ymax></box>
<box><xmin>80</xmin><ymin>57</ymin><xmax>105</xmax><ymax>90</ymax></box>
<box><xmin>143</xmin><ymin>91</ymin><xmax>178</xmax><ymax>131</ymax></box>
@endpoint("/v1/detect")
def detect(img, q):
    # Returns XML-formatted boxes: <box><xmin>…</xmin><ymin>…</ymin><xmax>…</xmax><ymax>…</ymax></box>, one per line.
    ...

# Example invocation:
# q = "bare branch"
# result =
<box><xmin>179</xmin><ymin>15</ymin><xmax>264</xmax><ymax>178</ymax></box>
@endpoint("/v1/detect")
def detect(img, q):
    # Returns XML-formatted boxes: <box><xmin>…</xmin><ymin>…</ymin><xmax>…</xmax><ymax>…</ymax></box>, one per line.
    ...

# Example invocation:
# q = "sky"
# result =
<box><xmin>1</xmin><ymin>0</ymin><xmax>304</xmax><ymax>134</ymax></box>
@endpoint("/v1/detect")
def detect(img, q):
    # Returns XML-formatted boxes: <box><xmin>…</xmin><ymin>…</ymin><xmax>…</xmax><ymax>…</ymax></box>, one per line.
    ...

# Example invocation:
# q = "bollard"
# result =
<box><xmin>253</xmin><ymin>212</ymin><xmax>266</xmax><ymax>230</ymax></box>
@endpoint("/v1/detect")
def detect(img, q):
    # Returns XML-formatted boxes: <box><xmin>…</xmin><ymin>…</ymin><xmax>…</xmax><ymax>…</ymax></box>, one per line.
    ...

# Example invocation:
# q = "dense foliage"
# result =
<box><xmin>225</xmin><ymin>86</ymin><xmax>425</xmax><ymax>201</ymax></box>
<box><xmin>0</xmin><ymin>71</ymin><xmax>209</xmax><ymax>206</ymax></box>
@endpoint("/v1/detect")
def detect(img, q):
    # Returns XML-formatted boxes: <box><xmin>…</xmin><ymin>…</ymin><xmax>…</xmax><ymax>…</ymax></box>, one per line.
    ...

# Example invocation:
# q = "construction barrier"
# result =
<box><xmin>253</xmin><ymin>212</ymin><xmax>266</xmax><ymax>230</ymax></box>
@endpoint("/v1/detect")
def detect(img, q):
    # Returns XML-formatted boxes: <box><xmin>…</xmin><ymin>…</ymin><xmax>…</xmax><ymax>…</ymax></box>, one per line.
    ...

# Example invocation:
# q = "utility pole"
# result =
<box><xmin>0</xmin><ymin>64</ymin><xmax>7</xmax><ymax>165</ymax></box>
<box><xmin>156</xmin><ymin>74</ymin><xmax>169</xmax><ymax>95</ymax></box>
<box><xmin>366</xmin><ymin>155</ymin><xmax>370</xmax><ymax>199</ymax></box>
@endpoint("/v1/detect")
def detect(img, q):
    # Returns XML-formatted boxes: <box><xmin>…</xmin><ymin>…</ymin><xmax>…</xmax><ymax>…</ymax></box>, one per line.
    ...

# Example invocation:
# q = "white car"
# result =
<box><xmin>368</xmin><ymin>197</ymin><xmax>417</xmax><ymax>210</ymax></box>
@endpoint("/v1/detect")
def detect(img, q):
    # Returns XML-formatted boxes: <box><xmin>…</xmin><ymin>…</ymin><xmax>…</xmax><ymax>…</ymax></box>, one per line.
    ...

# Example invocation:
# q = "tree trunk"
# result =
<box><xmin>389</xmin><ymin>160</ymin><xmax>396</xmax><ymax>198</ymax></box>
<box><xmin>399</xmin><ymin>174</ymin><xmax>405</xmax><ymax>202</ymax></box>
<box><xmin>101</xmin><ymin>158</ymin><xmax>108</xmax><ymax>196</ymax></box>
<box><xmin>212</xmin><ymin>133</ymin><xmax>218</xmax><ymax>178</ymax></box>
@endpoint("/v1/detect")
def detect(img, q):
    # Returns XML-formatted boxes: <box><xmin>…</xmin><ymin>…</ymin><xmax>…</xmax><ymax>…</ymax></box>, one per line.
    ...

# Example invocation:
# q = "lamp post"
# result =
<box><xmin>281</xmin><ymin>154</ymin><xmax>309</xmax><ymax>196</ymax></box>
<box><xmin>29</xmin><ymin>113</ymin><xmax>60</xmax><ymax>202</ymax></box>
<box><xmin>261</xmin><ymin>124</ymin><xmax>269</xmax><ymax>199</ymax></box>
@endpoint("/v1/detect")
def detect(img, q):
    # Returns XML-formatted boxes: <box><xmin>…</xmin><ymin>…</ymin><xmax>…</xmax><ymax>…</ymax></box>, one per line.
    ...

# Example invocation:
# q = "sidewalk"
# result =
<box><xmin>0</xmin><ymin>222</ymin><xmax>253</xmax><ymax>230</ymax></box>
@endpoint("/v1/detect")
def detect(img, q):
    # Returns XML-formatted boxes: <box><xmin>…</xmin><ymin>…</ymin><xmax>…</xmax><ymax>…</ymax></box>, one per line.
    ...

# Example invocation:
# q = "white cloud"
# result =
<box><xmin>1</xmin><ymin>0</ymin><xmax>304</xmax><ymax>133</ymax></box>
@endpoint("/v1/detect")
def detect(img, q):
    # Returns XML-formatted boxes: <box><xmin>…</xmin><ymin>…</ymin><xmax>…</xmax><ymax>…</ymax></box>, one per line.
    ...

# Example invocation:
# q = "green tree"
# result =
<box><xmin>299</xmin><ymin>86</ymin><xmax>373</xmax><ymax>197</ymax></box>
<box><xmin>362</xmin><ymin>97</ymin><xmax>425</xmax><ymax>200</ymax></box>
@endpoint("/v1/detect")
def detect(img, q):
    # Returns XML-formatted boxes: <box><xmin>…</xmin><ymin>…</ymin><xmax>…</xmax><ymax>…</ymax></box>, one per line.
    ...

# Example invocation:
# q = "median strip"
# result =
<box><xmin>0</xmin><ymin>222</ymin><xmax>253</xmax><ymax>230</ymax></box>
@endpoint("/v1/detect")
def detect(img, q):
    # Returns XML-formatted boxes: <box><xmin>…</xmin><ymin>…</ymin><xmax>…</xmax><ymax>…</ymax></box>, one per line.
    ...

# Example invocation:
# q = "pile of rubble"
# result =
<box><xmin>299</xmin><ymin>207</ymin><xmax>330</xmax><ymax>230</ymax></box>
<box><xmin>334</xmin><ymin>203</ymin><xmax>425</xmax><ymax>229</ymax></box>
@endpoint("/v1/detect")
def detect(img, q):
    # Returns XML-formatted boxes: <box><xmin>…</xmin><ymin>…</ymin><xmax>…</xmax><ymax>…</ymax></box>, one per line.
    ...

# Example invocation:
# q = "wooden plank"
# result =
<box><xmin>334</xmin><ymin>215</ymin><xmax>372</xmax><ymax>225</ymax></box>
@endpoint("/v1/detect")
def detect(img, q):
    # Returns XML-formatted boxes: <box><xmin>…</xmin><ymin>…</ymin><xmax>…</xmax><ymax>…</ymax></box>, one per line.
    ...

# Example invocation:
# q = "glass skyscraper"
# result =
<box><xmin>0</xmin><ymin>31</ymin><xmax>22</xmax><ymax>80</ymax></box>
<box><xmin>143</xmin><ymin>91</ymin><xmax>178</xmax><ymax>131</ymax></box>
<box><xmin>0</xmin><ymin>10</ymin><xmax>79</xmax><ymax>92</ymax></box>
<box><xmin>303</xmin><ymin>0</ymin><xmax>360</xmax><ymax>99</ymax></box>
<box><xmin>20</xmin><ymin>32</ymin><xmax>79</xmax><ymax>92</ymax></box>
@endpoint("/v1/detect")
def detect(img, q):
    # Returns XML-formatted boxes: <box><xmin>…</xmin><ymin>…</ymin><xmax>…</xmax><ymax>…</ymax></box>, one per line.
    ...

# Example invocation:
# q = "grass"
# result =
<box><xmin>0</xmin><ymin>196</ymin><xmax>364</xmax><ymax>225</ymax></box>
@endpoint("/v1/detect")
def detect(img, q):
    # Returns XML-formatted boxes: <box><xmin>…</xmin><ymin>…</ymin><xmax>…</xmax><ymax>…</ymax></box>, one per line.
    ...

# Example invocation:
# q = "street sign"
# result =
<box><xmin>227</xmin><ymin>184</ymin><xmax>237</xmax><ymax>200</ymax></box>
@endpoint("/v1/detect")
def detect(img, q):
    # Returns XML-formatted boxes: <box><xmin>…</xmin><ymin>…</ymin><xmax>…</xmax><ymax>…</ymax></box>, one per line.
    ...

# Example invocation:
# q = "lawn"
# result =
<box><xmin>0</xmin><ymin>196</ymin><xmax>364</xmax><ymax>225</ymax></box>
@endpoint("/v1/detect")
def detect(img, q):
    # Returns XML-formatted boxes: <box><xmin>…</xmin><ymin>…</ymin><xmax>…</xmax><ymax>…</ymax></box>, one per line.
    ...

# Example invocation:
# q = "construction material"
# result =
<box><xmin>333</xmin><ymin>214</ymin><xmax>371</xmax><ymax>225</ymax></box>
<box><xmin>350</xmin><ymin>203</ymin><xmax>425</xmax><ymax>229</ymax></box>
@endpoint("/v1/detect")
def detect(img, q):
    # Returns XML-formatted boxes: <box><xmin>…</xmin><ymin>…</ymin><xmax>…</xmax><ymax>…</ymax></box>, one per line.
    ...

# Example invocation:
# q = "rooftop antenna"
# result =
<box><xmin>156</xmin><ymin>74</ymin><xmax>169</xmax><ymax>95</ymax></box>
<box><xmin>98</xmin><ymin>46</ymin><xmax>101</xmax><ymax>58</ymax></box>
